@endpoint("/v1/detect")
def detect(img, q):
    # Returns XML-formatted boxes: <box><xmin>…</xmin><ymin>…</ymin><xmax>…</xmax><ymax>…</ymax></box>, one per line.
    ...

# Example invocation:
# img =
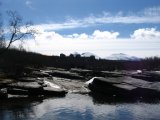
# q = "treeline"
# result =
<box><xmin>0</xmin><ymin>48</ymin><xmax>160</xmax><ymax>74</ymax></box>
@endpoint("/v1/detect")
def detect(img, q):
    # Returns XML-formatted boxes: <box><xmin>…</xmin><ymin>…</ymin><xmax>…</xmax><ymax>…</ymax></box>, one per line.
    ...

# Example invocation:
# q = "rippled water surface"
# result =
<box><xmin>0</xmin><ymin>94</ymin><xmax>160</xmax><ymax>120</ymax></box>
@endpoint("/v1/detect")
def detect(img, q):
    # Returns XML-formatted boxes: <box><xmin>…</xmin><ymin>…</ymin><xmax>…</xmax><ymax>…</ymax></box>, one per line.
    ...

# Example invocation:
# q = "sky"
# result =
<box><xmin>1</xmin><ymin>0</ymin><xmax>160</xmax><ymax>58</ymax></box>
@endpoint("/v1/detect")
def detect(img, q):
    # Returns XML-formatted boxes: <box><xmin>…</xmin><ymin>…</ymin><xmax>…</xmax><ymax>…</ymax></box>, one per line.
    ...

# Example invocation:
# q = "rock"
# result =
<box><xmin>48</xmin><ymin>70</ymin><xmax>84</xmax><ymax>79</ymax></box>
<box><xmin>101</xmin><ymin>71</ymin><xmax>125</xmax><ymax>77</ymax></box>
<box><xmin>42</xmin><ymin>87</ymin><xmax>67</xmax><ymax>96</ymax></box>
<box><xmin>0</xmin><ymin>78</ymin><xmax>15</xmax><ymax>88</ymax></box>
<box><xmin>87</xmin><ymin>77</ymin><xmax>160</xmax><ymax>98</ymax></box>
<box><xmin>7</xmin><ymin>88</ymin><xmax>29</xmax><ymax>95</ymax></box>
<box><xmin>18</xmin><ymin>77</ymin><xmax>37</xmax><ymax>82</ymax></box>
<box><xmin>7</xmin><ymin>81</ymin><xmax>43</xmax><ymax>90</ymax></box>
<box><xmin>70</xmin><ymin>68</ymin><xmax>93</xmax><ymax>76</ymax></box>
<box><xmin>31</xmin><ymin>71</ymin><xmax>51</xmax><ymax>77</ymax></box>
<box><xmin>0</xmin><ymin>88</ymin><xmax>8</xmax><ymax>99</ymax></box>
<box><xmin>131</xmin><ymin>71</ymin><xmax>160</xmax><ymax>82</ymax></box>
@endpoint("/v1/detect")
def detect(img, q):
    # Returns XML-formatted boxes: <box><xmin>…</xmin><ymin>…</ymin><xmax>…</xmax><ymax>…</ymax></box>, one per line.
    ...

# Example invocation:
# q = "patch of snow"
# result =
<box><xmin>85</xmin><ymin>77</ymin><xmax>98</xmax><ymax>85</ymax></box>
<box><xmin>44</xmin><ymin>81</ymin><xmax>60</xmax><ymax>89</ymax></box>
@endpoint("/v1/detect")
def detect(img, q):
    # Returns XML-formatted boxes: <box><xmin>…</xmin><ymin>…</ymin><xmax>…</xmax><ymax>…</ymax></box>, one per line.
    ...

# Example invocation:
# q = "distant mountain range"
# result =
<box><xmin>71</xmin><ymin>52</ymin><xmax>141</xmax><ymax>61</ymax></box>
<box><xmin>105</xmin><ymin>53</ymin><xmax>141</xmax><ymax>61</ymax></box>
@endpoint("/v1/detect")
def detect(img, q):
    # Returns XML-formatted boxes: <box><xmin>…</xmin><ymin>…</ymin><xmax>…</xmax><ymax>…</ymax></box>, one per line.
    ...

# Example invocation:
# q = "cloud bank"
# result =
<box><xmin>12</xmin><ymin>28</ymin><xmax>160</xmax><ymax>58</ymax></box>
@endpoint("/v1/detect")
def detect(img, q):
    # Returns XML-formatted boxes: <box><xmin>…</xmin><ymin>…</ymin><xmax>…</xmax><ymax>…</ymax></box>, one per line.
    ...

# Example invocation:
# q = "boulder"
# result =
<box><xmin>87</xmin><ymin>77</ymin><xmax>160</xmax><ymax>98</ymax></box>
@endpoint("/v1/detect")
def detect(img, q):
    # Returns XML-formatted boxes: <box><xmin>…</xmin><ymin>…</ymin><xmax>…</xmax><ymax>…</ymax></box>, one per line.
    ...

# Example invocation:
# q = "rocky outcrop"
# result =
<box><xmin>87</xmin><ymin>76</ymin><xmax>160</xmax><ymax>98</ymax></box>
<box><xmin>0</xmin><ymin>77</ymin><xmax>68</xmax><ymax>98</ymax></box>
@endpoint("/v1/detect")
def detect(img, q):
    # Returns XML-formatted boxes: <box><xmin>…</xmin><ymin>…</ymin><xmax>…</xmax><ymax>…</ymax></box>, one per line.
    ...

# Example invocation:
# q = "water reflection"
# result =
<box><xmin>90</xmin><ymin>92</ymin><xmax>160</xmax><ymax>104</ymax></box>
<box><xmin>0</xmin><ymin>97</ymin><xmax>43</xmax><ymax>120</ymax></box>
<box><xmin>0</xmin><ymin>94</ymin><xmax>160</xmax><ymax>120</ymax></box>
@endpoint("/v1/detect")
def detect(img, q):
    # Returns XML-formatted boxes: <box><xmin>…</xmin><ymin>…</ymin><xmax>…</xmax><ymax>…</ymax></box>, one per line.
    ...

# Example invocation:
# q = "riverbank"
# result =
<box><xmin>1</xmin><ymin>67</ymin><xmax>160</xmax><ymax>101</ymax></box>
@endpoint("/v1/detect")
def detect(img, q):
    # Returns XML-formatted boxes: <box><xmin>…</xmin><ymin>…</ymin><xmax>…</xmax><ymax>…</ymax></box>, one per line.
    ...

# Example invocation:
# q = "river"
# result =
<box><xmin>0</xmin><ymin>94</ymin><xmax>160</xmax><ymax>120</ymax></box>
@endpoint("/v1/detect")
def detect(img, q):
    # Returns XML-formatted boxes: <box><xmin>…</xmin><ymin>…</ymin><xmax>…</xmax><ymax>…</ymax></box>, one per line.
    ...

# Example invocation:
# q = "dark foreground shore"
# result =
<box><xmin>1</xmin><ymin>67</ymin><xmax>160</xmax><ymax>102</ymax></box>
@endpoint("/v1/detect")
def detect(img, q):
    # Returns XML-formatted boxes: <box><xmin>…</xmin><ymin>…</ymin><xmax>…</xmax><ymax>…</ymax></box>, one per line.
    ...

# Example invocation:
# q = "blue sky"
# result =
<box><xmin>1</xmin><ymin>0</ymin><xmax>160</xmax><ymax>57</ymax></box>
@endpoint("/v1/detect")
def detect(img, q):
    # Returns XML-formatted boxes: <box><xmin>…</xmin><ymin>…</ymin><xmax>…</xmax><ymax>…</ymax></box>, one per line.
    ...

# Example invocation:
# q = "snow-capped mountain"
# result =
<box><xmin>105</xmin><ymin>53</ymin><xmax>141</xmax><ymax>61</ymax></box>
<box><xmin>70</xmin><ymin>52</ymin><xmax>141</xmax><ymax>61</ymax></box>
<box><xmin>81</xmin><ymin>52</ymin><xmax>100</xmax><ymax>59</ymax></box>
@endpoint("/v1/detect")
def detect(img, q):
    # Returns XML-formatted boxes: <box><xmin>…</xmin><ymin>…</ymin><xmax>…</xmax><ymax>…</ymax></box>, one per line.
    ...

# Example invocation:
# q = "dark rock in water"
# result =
<box><xmin>87</xmin><ymin>77</ymin><xmax>160</xmax><ymax>98</ymax></box>
<box><xmin>48</xmin><ymin>70</ymin><xmax>84</xmax><ymax>79</ymax></box>
<box><xmin>0</xmin><ymin>88</ymin><xmax>8</xmax><ymax>98</ymax></box>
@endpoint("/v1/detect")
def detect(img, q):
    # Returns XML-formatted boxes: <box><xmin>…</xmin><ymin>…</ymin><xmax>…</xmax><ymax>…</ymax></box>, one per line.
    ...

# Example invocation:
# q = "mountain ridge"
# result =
<box><xmin>71</xmin><ymin>52</ymin><xmax>141</xmax><ymax>61</ymax></box>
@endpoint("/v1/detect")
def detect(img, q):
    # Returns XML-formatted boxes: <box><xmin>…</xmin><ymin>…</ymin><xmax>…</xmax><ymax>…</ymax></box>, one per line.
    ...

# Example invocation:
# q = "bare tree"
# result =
<box><xmin>0</xmin><ymin>11</ymin><xmax>37</xmax><ymax>54</ymax></box>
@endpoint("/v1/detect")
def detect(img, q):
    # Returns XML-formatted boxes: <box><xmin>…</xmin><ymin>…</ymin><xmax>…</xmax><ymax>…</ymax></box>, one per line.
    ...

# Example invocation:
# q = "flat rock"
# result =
<box><xmin>7</xmin><ymin>88</ymin><xmax>29</xmax><ymax>95</ymax></box>
<box><xmin>131</xmin><ymin>71</ymin><xmax>160</xmax><ymax>82</ymax></box>
<box><xmin>8</xmin><ymin>81</ymin><xmax>43</xmax><ymax>90</ymax></box>
<box><xmin>101</xmin><ymin>71</ymin><xmax>125</xmax><ymax>77</ymax></box>
<box><xmin>31</xmin><ymin>71</ymin><xmax>51</xmax><ymax>77</ymax></box>
<box><xmin>48</xmin><ymin>70</ymin><xmax>84</xmax><ymax>79</ymax></box>
<box><xmin>42</xmin><ymin>87</ymin><xmax>67</xmax><ymax>96</ymax></box>
<box><xmin>88</xmin><ymin>77</ymin><xmax>160</xmax><ymax>98</ymax></box>
<box><xmin>18</xmin><ymin>77</ymin><xmax>37</xmax><ymax>82</ymax></box>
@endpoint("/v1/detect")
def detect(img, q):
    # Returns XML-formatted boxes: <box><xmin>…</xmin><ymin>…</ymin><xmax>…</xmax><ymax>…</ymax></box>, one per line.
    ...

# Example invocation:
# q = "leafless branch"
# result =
<box><xmin>0</xmin><ymin>11</ymin><xmax>37</xmax><ymax>55</ymax></box>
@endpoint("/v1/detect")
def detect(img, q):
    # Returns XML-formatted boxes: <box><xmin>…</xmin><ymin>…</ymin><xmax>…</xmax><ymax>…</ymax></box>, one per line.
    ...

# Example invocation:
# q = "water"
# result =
<box><xmin>0</xmin><ymin>94</ymin><xmax>160</xmax><ymax>120</ymax></box>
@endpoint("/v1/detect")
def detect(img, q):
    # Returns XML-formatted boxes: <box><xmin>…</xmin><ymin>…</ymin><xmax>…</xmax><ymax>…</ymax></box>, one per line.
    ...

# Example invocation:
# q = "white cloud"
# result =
<box><xmin>131</xmin><ymin>28</ymin><xmax>160</xmax><ymax>39</ymax></box>
<box><xmin>31</xmin><ymin>6</ymin><xmax>160</xmax><ymax>31</ymax></box>
<box><xmin>12</xmin><ymin>28</ymin><xmax>160</xmax><ymax>58</ymax></box>
<box><xmin>92</xmin><ymin>30</ymin><xmax>119</xmax><ymax>39</ymax></box>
